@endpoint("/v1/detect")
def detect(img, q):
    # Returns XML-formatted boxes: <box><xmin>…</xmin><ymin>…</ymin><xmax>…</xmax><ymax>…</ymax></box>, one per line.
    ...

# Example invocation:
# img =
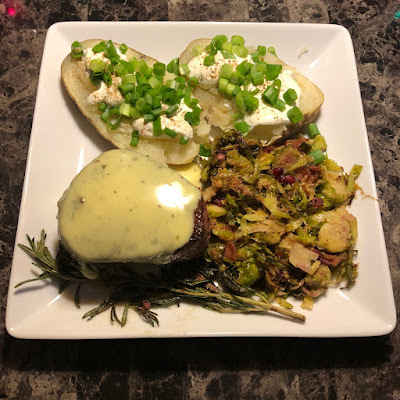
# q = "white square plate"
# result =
<box><xmin>6</xmin><ymin>21</ymin><xmax>396</xmax><ymax>339</ymax></box>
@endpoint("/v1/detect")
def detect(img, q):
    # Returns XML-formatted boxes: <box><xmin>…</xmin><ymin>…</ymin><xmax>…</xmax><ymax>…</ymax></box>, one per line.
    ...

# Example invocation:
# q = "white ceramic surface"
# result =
<box><xmin>6</xmin><ymin>21</ymin><xmax>396</xmax><ymax>339</ymax></box>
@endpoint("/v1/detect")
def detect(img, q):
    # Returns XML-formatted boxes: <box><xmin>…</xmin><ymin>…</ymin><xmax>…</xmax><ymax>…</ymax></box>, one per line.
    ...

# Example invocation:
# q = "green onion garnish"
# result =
<box><xmin>232</xmin><ymin>45</ymin><xmax>248</xmax><ymax>58</ymax></box>
<box><xmin>214</xmin><ymin>34</ymin><xmax>228</xmax><ymax>43</ymax></box>
<box><xmin>164</xmin><ymin>128</ymin><xmax>178</xmax><ymax>138</ymax></box>
<box><xmin>135</xmin><ymin>97</ymin><xmax>146</xmax><ymax>111</ymax></box>
<box><xmin>204</xmin><ymin>55</ymin><xmax>215</xmax><ymax>66</ymax></box>
<box><xmin>118</xmin><ymin>83</ymin><xmax>135</xmax><ymax>95</ymax></box>
<box><xmin>287</xmin><ymin>106</ymin><xmax>303</xmax><ymax>123</ymax></box>
<box><xmin>89</xmin><ymin>59</ymin><xmax>106</xmax><ymax>74</ymax></box>
<box><xmin>245</xmin><ymin>96</ymin><xmax>259</xmax><ymax>112</ymax></box>
<box><xmin>129</xmin><ymin>57</ymin><xmax>138</xmax><ymax>71</ymax></box>
<box><xmin>185</xmin><ymin>106</ymin><xmax>201</xmax><ymax>126</ymax></box>
<box><xmin>100</xmin><ymin>109</ymin><xmax>109</xmax><ymax>122</ymax></box>
<box><xmin>307</xmin><ymin>123</ymin><xmax>321</xmax><ymax>138</ymax></box>
<box><xmin>153</xmin><ymin>117</ymin><xmax>163</xmax><ymax>136</ymax></box>
<box><xmin>138</xmin><ymin>60</ymin><xmax>152</xmax><ymax>77</ymax></box>
<box><xmin>274</xmin><ymin>98</ymin><xmax>286</xmax><ymax>112</ymax></box>
<box><xmin>234</xmin><ymin>120</ymin><xmax>251</xmax><ymax>135</ymax></box>
<box><xmin>237</xmin><ymin>61</ymin><xmax>251</xmax><ymax>75</ymax></box>
<box><xmin>251</xmin><ymin>71</ymin><xmax>264</xmax><ymax>86</ymax></box>
<box><xmin>130</xmin><ymin>107</ymin><xmax>141</xmax><ymax>119</ymax></box>
<box><xmin>98</xmin><ymin>102</ymin><xmax>107</xmax><ymax>111</ymax></box>
<box><xmin>143</xmin><ymin>114</ymin><xmax>153</xmax><ymax>124</ymax></box>
<box><xmin>221</xmin><ymin>51</ymin><xmax>235</xmax><ymax>59</ymax></box>
<box><xmin>262</xmin><ymin>85</ymin><xmax>279</xmax><ymax>105</ymax></box>
<box><xmin>199</xmin><ymin>144</ymin><xmax>212</xmax><ymax>157</ymax></box>
<box><xmin>180</xmin><ymin>135</ymin><xmax>189</xmax><ymax>145</ymax></box>
<box><xmin>166</xmin><ymin>58</ymin><xmax>180</xmax><ymax>75</ymax></box>
<box><xmin>218</xmin><ymin>78</ymin><xmax>229</xmax><ymax>94</ymax></box>
<box><xmin>188</xmin><ymin>77</ymin><xmax>199</xmax><ymax>87</ymax></box>
<box><xmin>71</xmin><ymin>41</ymin><xmax>83</xmax><ymax>58</ymax></box>
<box><xmin>108</xmin><ymin>108</ymin><xmax>121</xmax><ymax>130</ymax></box>
<box><xmin>148</xmin><ymin>76</ymin><xmax>161</xmax><ymax>89</ymax></box>
<box><xmin>119</xmin><ymin>43</ymin><xmax>128</xmax><ymax>54</ymax></box>
<box><xmin>119</xmin><ymin>103</ymin><xmax>131</xmax><ymax>117</ymax></box>
<box><xmin>266</xmin><ymin>64</ymin><xmax>282</xmax><ymax>81</ymax></box>
<box><xmin>222</xmin><ymin>41</ymin><xmax>233</xmax><ymax>52</ymax></box>
<box><xmin>165</xmin><ymin>104</ymin><xmax>179</xmax><ymax>117</ymax></box>
<box><xmin>225</xmin><ymin>83</ymin><xmax>238</xmax><ymax>98</ymax></box>
<box><xmin>153</xmin><ymin>62</ymin><xmax>166</xmax><ymax>76</ymax></box>
<box><xmin>231</xmin><ymin>35</ymin><xmax>245</xmax><ymax>46</ymax></box>
<box><xmin>268</xmin><ymin>46</ymin><xmax>277</xmax><ymax>56</ymax></box>
<box><xmin>121</xmin><ymin>74</ymin><xmax>137</xmax><ymax>84</ymax></box>
<box><xmin>251</xmin><ymin>52</ymin><xmax>260</xmax><ymax>63</ymax></box>
<box><xmin>102</xmin><ymin>73</ymin><xmax>112</xmax><ymax>86</ymax></box>
<box><xmin>309</xmin><ymin>149</ymin><xmax>326</xmax><ymax>165</ymax></box>
<box><xmin>257</xmin><ymin>45</ymin><xmax>266</xmax><ymax>56</ymax></box>
<box><xmin>152</xmin><ymin>107</ymin><xmax>163</xmax><ymax>118</ymax></box>
<box><xmin>179</xmin><ymin>63</ymin><xmax>190</xmax><ymax>76</ymax></box>
<box><xmin>92</xmin><ymin>41</ymin><xmax>106</xmax><ymax>53</ymax></box>
<box><xmin>229</xmin><ymin>71</ymin><xmax>244</xmax><ymax>86</ymax></box>
<box><xmin>219</xmin><ymin>64</ymin><xmax>233</xmax><ymax>80</ymax></box>
<box><xmin>130</xmin><ymin>129</ymin><xmax>140</xmax><ymax>147</ymax></box>
<box><xmin>283</xmin><ymin>88</ymin><xmax>298</xmax><ymax>105</ymax></box>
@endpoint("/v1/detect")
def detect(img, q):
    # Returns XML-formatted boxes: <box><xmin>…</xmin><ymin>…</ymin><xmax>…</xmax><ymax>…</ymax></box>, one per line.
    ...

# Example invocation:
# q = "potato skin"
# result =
<box><xmin>61</xmin><ymin>39</ymin><xmax>200</xmax><ymax>165</ymax></box>
<box><xmin>180</xmin><ymin>38</ymin><xmax>324</xmax><ymax>144</ymax></box>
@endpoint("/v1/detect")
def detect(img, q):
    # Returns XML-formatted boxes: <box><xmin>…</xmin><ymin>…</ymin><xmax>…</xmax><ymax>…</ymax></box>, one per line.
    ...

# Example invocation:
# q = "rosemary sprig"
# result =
<box><xmin>16</xmin><ymin>230</ymin><xmax>306</xmax><ymax>327</ymax></box>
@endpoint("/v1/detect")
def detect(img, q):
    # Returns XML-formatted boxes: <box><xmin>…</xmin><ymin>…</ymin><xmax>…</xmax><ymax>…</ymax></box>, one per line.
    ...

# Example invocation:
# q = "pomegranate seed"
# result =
<box><xmin>284</xmin><ymin>175</ymin><xmax>296</xmax><ymax>184</ymax></box>
<box><xmin>273</xmin><ymin>167</ymin><xmax>284</xmax><ymax>177</ymax></box>
<box><xmin>278</xmin><ymin>175</ymin><xmax>286</xmax><ymax>183</ymax></box>
<box><xmin>215</xmin><ymin>152</ymin><xmax>226</xmax><ymax>161</ymax></box>
<box><xmin>311</xmin><ymin>197</ymin><xmax>324</xmax><ymax>207</ymax></box>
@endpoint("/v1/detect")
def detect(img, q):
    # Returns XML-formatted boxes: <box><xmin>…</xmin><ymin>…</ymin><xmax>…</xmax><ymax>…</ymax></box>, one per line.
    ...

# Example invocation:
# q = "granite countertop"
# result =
<box><xmin>0</xmin><ymin>1</ymin><xmax>399</xmax><ymax>399</ymax></box>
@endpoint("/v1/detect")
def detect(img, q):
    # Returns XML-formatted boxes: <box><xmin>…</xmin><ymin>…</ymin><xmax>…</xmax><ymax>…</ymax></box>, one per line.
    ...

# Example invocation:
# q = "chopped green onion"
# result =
<box><xmin>309</xmin><ymin>149</ymin><xmax>326</xmax><ymax>165</ymax></box>
<box><xmin>225</xmin><ymin>83</ymin><xmax>238</xmax><ymax>98</ymax></box>
<box><xmin>204</xmin><ymin>55</ymin><xmax>215</xmax><ymax>66</ymax></box>
<box><xmin>251</xmin><ymin>71</ymin><xmax>264</xmax><ymax>86</ymax></box>
<box><xmin>166</xmin><ymin>58</ymin><xmax>180</xmax><ymax>75</ymax></box>
<box><xmin>71</xmin><ymin>41</ymin><xmax>83</xmax><ymax>58</ymax></box>
<box><xmin>100</xmin><ymin>109</ymin><xmax>109</xmax><ymax>122</ymax></box>
<box><xmin>268</xmin><ymin>46</ymin><xmax>277</xmax><ymax>56</ymax></box>
<box><xmin>130</xmin><ymin>130</ymin><xmax>140</xmax><ymax>147</ymax></box>
<box><xmin>218</xmin><ymin>78</ymin><xmax>229</xmax><ymax>94</ymax></box>
<box><xmin>262</xmin><ymin>85</ymin><xmax>279</xmax><ymax>105</ymax></box>
<box><xmin>283</xmin><ymin>88</ymin><xmax>298</xmax><ymax>105</ymax></box>
<box><xmin>219</xmin><ymin>64</ymin><xmax>233</xmax><ymax>79</ymax></box>
<box><xmin>120</xmin><ymin>60</ymin><xmax>134</xmax><ymax>74</ymax></box>
<box><xmin>119</xmin><ymin>43</ymin><xmax>128</xmax><ymax>54</ymax></box>
<box><xmin>234</xmin><ymin>120</ymin><xmax>251</xmax><ymax>135</ymax></box>
<box><xmin>179</xmin><ymin>63</ymin><xmax>190</xmax><ymax>76</ymax></box>
<box><xmin>232</xmin><ymin>112</ymin><xmax>243</xmax><ymax>121</ymax></box>
<box><xmin>119</xmin><ymin>103</ymin><xmax>131</xmax><ymax>117</ymax></box>
<box><xmin>89</xmin><ymin>59</ymin><xmax>106</xmax><ymax>74</ymax></box>
<box><xmin>222</xmin><ymin>41</ymin><xmax>233</xmax><ymax>52</ymax></box>
<box><xmin>130</xmin><ymin>106</ymin><xmax>141</xmax><ymax>119</ymax></box>
<box><xmin>152</xmin><ymin>107</ymin><xmax>163</xmax><ymax>118</ymax></box>
<box><xmin>102</xmin><ymin>73</ymin><xmax>112</xmax><ymax>86</ymax></box>
<box><xmin>118</xmin><ymin>83</ymin><xmax>135</xmax><ymax>95</ymax></box>
<box><xmin>153</xmin><ymin>117</ymin><xmax>163</xmax><ymax>136</ymax></box>
<box><xmin>165</xmin><ymin>104</ymin><xmax>179</xmax><ymax>117</ymax></box>
<box><xmin>145</xmin><ymin>93</ymin><xmax>153</xmax><ymax>105</ymax></box>
<box><xmin>138</xmin><ymin>60</ymin><xmax>152</xmax><ymax>77</ymax></box>
<box><xmin>214</xmin><ymin>34</ymin><xmax>228</xmax><ymax>43</ymax></box>
<box><xmin>108</xmin><ymin>108</ymin><xmax>121</xmax><ymax>130</ymax></box>
<box><xmin>199</xmin><ymin>144</ymin><xmax>211</xmax><ymax>157</ymax></box>
<box><xmin>184</xmin><ymin>106</ymin><xmax>201</xmax><ymax>126</ymax></box>
<box><xmin>121</xmin><ymin>74</ymin><xmax>137</xmax><ymax>84</ymax></box>
<box><xmin>135</xmin><ymin>97</ymin><xmax>146</xmax><ymax>111</ymax></box>
<box><xmin>152</xmin><ymin>62</ymin><xmax>166</xmax><ymax>76</ymax></box>
<box><xmin>188</xmin><ymin>76</ymin><xmax>198</xmax><ymax>87</ymax></box>
<box><xmin>90</xmin><ymin>75</ymin><xmax>101</xmax><ymax>86</ymax></box>
<box><xmin>232</xmin><ymin>45</ymin><xmax>248</xmax><ymax>58</ymax></box>
<box><xmin>245</xmin><ymin>96</ymin><xmax>259</xmax><ymax>112</ymax></box>
<box><xmin>180</xmin><ymin>135</ymin><xmax>189</xmax><ymax>145</ymax></box>
<box><xmin>192</xmin><ymin>45</ymin><xmax>203</xmax><ymax>57</ymax></box>
<box><xmin>92</xmin><ymin>42</ymin><xmax>106</xmax><ymax>53</ymax></box>
<box><xmin>237</xmin><ymin>61</ymin><xmax>251</xmax><ymax>75</ymax></box>
<box><xmin>229</xmin><ymin>71</ymin><xmax>244</xmax><ymax>86</ymax></box>
<box><xmin>143</xmin><ymin>114</ymin><xmax>153</xmax><ymax>124</ymax></box>
<box><xmin>129</xmin><ymin>57</ymin><xmax>138</xmax><ymax>71</ymax></box>
<box><xmin>231</xmin><ymin>35</ymin><xmax>245</xmax><ymax>46</ymax></box>
<box><xmin>274</xmin><ymin>98</ymin><xmax>286</xmax><ymax>111</ymax></box>
<box><xmin>221</xmin><ymin>51</ymin><xmax>235</xmax><ymax>59</ymax></box>
<box><xmin>114</xmin><ymin>62</ymin><xmax>127</xmax><ymax>76</ymax></box>
<box><xmin>287</xmin><ymin>106</ymin><xmax>303</xmax><ymax>123</ymax></box>
<box><xmin>148</xmin><ymin>76</ymin><xmax>161</xmax><ymax>89</ymax></box>
<box><xmin>307</xmin><ymin>123</ymin><xmax>321</xmax><ymax>138</ymax></box>
<box><xmin>235</xmin><ymin>92</ymin><xmax>246</xmax><ymax>113</ymax></box>
<box><xmin>251</xmin><ymin>52</ymin><xmax>260</xmax><ymax>63</ymax></box>
<box><xmin>257</xmin><ymin>45</ymin><xmax>266</xmax><ymax>56</ymax></box>
<box><xmin>266</xmin><ymin>64</ymin><xmax>282</xmax><ymax>81</ymax></box>
<box><xmin>164</xmin><ymin>128</ymin><xmax>178</xmax><ymax>138</ymax></box>
<box><xmin>174</xmin><ymin>76</ymin><xmax>186</xmax><ymax>88</ymax></box>
<box><xmin>98</xmin><ymin>102</ymin><xmax>107</xmax><ymax>111</ymax></box>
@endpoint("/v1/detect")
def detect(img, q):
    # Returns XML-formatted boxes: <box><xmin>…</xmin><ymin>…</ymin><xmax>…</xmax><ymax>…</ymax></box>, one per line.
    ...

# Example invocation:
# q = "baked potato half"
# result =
<box><xmin>61</xmin><ymin>39</ymin><xmax>200</xmax><ymax>165</ymax></box>
<box><xmin>180</xmin><ymin>38</ymin><xmax>324</xmax><ymax>143</ymax></box>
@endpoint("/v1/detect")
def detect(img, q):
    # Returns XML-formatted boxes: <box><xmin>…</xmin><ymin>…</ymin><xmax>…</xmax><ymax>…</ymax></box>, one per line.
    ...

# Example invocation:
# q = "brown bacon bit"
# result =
<box><xmin>286</xmin><ymin>137</ymin><xmax>306</xmax><ymax>149</ymax></box>
<box><xmin>284</xmin><ymin>175</ymin><xmax>296</xmax><ymax>184</ymax></box>
<box><xmin>313</xmin><ymin>249</ymin><xmax>345</xmax><ymax>267</ymax></box>
<box><xmin>215</xmin><ymin>152</ymin><xmax>226</xmax><ymax>161</ymax></box>
<box><xmin>311</xmin><ymin>197</ymin><xmax>324</xmax><ymax>207</ymax></box>
<box><xmin>224</xmin><ymin>242</ymin><xmax>237</xmax><ymax>261</ymax></box>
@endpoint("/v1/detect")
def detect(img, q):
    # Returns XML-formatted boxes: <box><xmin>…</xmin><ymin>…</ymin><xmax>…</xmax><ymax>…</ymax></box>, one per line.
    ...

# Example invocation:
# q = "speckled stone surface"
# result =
<box><xmin>0</xmin><ymin>1</ymin><xmax>399</xmax><ymax>399</ymax></box>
